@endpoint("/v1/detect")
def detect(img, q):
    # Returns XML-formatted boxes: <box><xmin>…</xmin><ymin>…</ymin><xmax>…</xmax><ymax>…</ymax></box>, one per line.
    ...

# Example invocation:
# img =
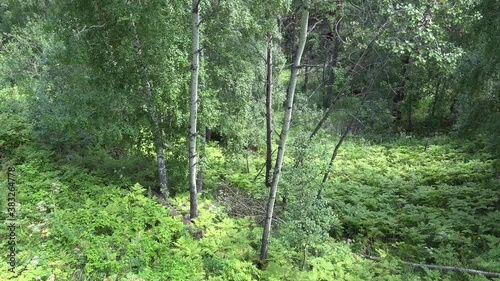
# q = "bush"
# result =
<box><xmin>0</xmin><ymin>87</ymin><xmax>30</xmax><ymax>156</ymax></box>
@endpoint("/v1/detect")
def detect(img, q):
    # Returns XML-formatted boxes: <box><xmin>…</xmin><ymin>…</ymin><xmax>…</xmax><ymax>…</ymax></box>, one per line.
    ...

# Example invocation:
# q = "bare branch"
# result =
<box><xmin>298</xmin><ymin>64</ymin><xmax>324</xmax><ymax>68</ymax></box>
<box><xmin>74</xmin><ymin>24</ymin><xmax>106</xmax><ymax>37</ymax></box>
<box><xmin>335</xmin><ymin>16</ymin><xmax>345</xmax><ymax>44</ymax></box>
<box><xmin>309</xmin><ymin>19</ymin><xmax>323</xmax><ymax>32</ymax></box>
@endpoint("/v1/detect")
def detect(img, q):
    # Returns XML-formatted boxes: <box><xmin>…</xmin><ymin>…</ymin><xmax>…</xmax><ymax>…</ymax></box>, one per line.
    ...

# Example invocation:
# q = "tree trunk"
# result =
<box><xmin>322</xmin><ymin>0</ymin><xmax>342</xmax><ymax>109</ymax></box>
<box><xmin>260</xmin><ymin>0</ymin><xmax>309</xmax><ymax>261</ymax></box>
<box><xmin>265</xmin><ymin>33</ymin><xmax>273</xmax><ymax>188</ymax></box>
<box><xmin>317</xmin><ymin>118</ymin><xmax>355</xmax><ymax>199</ymax></box>
<box><xmin>205</xmin><ymin>127</ymin><xmax>212</xmax><ymax>142</ymax></box>
<box><xmin>188</xmin><ymin>0</ymin><xmax>201</xmax><ymax>219</ymax></box>
<box><xmin>392</xmin><ymin>55</ymin><xmax>410</xmax><ymax>124</ymax></box>
<box><xmin>317</xmin><ymin>86</ymin><xmax>370</xmax><ymax>198</ymax></box>
<box><xmin>430</xmin><ymin>79</ymin><xmax>441</xmax><ymax>118</ymax></box>
<box><xmin>407</xmin><ymin>92</ymin><xmax>413</xmax><ymax>132</ymax></box>
<box><xmin>197</xmin><ymin>125</ymin><xmax>206</xmax><ymax>193</ymax></box>
<box><xmin>301</xmin><ymin>243</ymin><xmax>308</xmax><ymax>271</ymax></box>
<box><xmin>130</xmin><ymin>5</ymin><xmax>169</xmax><ymax>198</ymax></box>
<box><xmin>148</xmin><ymin>83</ymin><xmax>169</xmax><ymax>198</ymax></box>
<box><xmin>303</xmin><ymin>63</ymin><xmax>309</xmax><ymax>94</ymax></box>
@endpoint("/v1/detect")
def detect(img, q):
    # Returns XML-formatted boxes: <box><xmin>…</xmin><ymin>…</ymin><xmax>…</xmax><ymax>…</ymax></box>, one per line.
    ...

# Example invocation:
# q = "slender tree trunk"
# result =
<box><xmin>197</xmin><ymin>126</ymin><xmax>206</xmax><ymax>193</ymax></box>
<box><xmin>290</xmin><ymin>16</ymin><xmax>297</xmax><ymax>63</ymax></box>
<box><xmin>205</xmin><ymin>127</ymin><xmax>211</xmax><ymax>142</ymax></box>
<box><xmin>265</xmin><ymin>33</ymin><xmax>273</xmax><ymax>188</ymax></box>
<box><xmin>130</xmin><ymin>5</ymin><xmax>169</xmax><ymax>197</ymax></box>
<box><xmin>303</xmin><ymin>64</ymin><xmax>309</xmax><ymax>94</ymax></box>
<box><xmin>392</xmin><ymin>55</ymin><xmax>410</xmax><ymax>124</ymax></box>
<box><xmin>317</xmin><ymin>86</ymin><xmax>370</xmax><ymax>199</ymax></box>
<box><xmin>323</xmin><ymin>0</ymin><xmax>342</xmax><ymax>109</ymax></box>
<box><xmin>317</xmin><ymin>118</ymin><xmax>355</xmax><ymax>199</ymax></box>
<box><xmin>196</xmin><ymin>48</ymin><xmax>206</xmax><ymax>194</ymax></box>
<box><xmin>260</xmin><ymin>0</ymin><xmax>309</xmax><ymax>261</ymax></box>
<box><xmin>245</xmin><ymin>147</ymin><xmax>250</xmax><ymax>173</ymax></box>
<box><xmin>188</xmin><ymin>0</ymin><xmax>201</xmax><ymax>219</ymax></box>
<box><xmin>301</xmin><ymin>243</ymin><xmax>308</xmax><ymax>270</ymax></box>
<box><xmin>430</xmin><ymin>79</ymin><xmax>441</xmax><ymax>118</ymax></box>
<box><xmin>147</xmin><ymin>81</ymin><xmax>169</xmax><ymax>198</ymax></box>
<box><xmin>407</xmin><ymin>92</ymin><xmax>413</xmax><ymax>132</ymax></box>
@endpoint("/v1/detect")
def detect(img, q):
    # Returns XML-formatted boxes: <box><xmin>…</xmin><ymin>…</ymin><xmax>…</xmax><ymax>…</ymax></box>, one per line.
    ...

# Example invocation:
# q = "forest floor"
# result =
<box><xmin>0</xmin><ymin>136</ymin><xmax>499</xmax><ymax>280</ymax></box>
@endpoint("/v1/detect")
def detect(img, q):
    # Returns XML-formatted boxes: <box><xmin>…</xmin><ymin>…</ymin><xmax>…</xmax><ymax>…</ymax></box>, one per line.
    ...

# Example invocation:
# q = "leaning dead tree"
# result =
<box><xmin>362</xmin><ymin>255</ymin><xmax>500</xmax><ymax>278</ymax></box>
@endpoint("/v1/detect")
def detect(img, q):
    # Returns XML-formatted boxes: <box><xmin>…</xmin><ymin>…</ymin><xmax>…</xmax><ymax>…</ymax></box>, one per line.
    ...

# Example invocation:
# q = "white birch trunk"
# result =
<box><xmin>260</xmin><ymin>0</ymin><xmax>310</xmax><ymax>261</ymax></box>
<box><xmin>188</xmin><ymin>0</ymin><xmax>201</xmax><ymax>219</ymax></box>
<box><xmin>265</xmin><ymin>33</ymin><xmax>273</xmax><ymax>188</ymax></box>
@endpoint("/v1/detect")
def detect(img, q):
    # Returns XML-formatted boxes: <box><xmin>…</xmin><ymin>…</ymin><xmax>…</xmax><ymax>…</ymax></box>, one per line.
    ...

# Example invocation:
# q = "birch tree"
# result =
<box><xmin>265</xmin><ymin>32</ymin><xmax>273</xmax><ymax>188</ymax></box>
<box><xmin>260</xmin><ymin>0</ymin><xmax>310</xmax><ymax>261</ymax></box>
<box><xmin>43</xmin><ymin>0</ymin><xmax>190</xmax><ymax>195</ymax></box>
<box><xmin>129</xmin><ymin>3</ymin><xmax>169</xmax><ymax>198</ymax></box>
<box><xmin>189</xmin><ymin>0</ymin><xmax>201</xmax><ymax>219</ymax></box>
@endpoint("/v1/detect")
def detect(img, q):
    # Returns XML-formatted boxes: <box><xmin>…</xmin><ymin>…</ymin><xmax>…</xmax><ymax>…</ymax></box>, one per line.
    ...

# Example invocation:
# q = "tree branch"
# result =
<box><xmin>298</xmin><ymin>64</ymin><xmax>324</xmax><ymax>68</ymax></box>
<box><xmin>309</xmin><ymin>20</ymin><xmax>388</xmax><ymax>140</ymax></box>
<box><xmin>74</xmin><ymin>24</ymin><xmax>106</xmax><ymax>37</ymax></box>
<box><xmin>308</xmin><ymin>19</ymin><xmax>323</xmax><ymax>32</ymax></box>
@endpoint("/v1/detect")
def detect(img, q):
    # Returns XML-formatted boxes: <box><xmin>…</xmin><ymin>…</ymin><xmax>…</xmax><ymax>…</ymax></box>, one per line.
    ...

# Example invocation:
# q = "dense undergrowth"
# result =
<box><xmin>325</xmin><ymin>139</ymin><xmax>500</xmax><ymax>268</ymax></box>
<box><xmin>1</xmin><ymin>136</ymin><xmax>499</xmax><ymax>280</ymax></box>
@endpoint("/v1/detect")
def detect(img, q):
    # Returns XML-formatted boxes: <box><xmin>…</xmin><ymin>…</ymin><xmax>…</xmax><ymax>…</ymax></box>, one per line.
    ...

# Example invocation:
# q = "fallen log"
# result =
<box><xmin>361</xmin><ymin>254</ymin><xmax>500</xmax><ymax>278</ymax></box>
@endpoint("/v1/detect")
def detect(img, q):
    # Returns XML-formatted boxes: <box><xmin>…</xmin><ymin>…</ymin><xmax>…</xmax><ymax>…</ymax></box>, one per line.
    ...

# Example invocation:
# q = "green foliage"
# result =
<box><xmin>207</xmin><ymin>129</ymin><xmax>499</xmax><ymax>278</ymax></box>
<box><xmin>455</xmin><ymin>0</ymin><xmax>500</xmax><ymax>157</ymax></box>
<box><xmin>0</xmin><ymin>147</ymin><xmax>202</xmax><ymax>280</ymax></box>
<box><xmin>205</xmin><ymin>131</ymin><xmax>500</xmax><ymax>280</ymax></box>
<box><xmin>62</xmin><ymin>148</ymin><xmax>156</xmax><ymax>187</ymax></box>
<box><xmin>203</xmin><ymin>145</ymin><xmax>263</xmax><ymax>192</ymax></box>
<box><xmin>0</xmin><ymin>87</ymin><xmax>30</xmax><ymax>155</ymax></box>
<box><xmin>2</xmin><ymin>130</ymin><xmax>499</xmax><ymax>281</ymax></box>
<box><xmin>199</xmin><ymin>0</ymin><xmax>288</xmax><ymax>151</ymax></box>
<box><xmin>278</xmin><ymin>194</ymin><xmax>339</xmax><ymax>271</ymax></box>
<box><xmin>319</xmin><ymin>138</ymin><xmax>499</xmax><ymax>275</ymax></box>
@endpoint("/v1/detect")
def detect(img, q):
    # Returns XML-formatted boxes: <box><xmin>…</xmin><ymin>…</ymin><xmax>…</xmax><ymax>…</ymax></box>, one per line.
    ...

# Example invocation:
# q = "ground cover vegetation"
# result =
<box><xmin>0</xmin><ymin>0</ymin><xmax>499</xmax><ymax>280</ymax></box>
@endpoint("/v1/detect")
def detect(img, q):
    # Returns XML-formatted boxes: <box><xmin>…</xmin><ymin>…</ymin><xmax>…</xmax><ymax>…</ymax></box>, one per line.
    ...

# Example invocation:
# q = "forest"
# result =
<box><xmin>0</xmin><ymin>0</ymin><xmax>499</xmax><ymax>280</ymax></box>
